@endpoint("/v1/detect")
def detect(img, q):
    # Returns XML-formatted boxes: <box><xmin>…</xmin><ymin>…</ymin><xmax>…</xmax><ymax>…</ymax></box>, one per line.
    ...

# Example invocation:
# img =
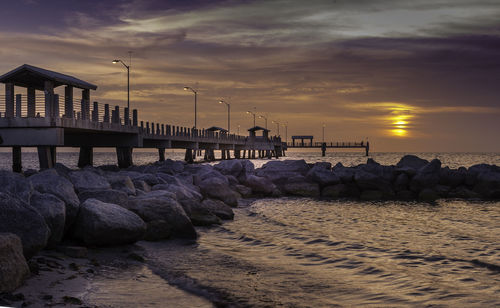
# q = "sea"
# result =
<box><xmin>3</xmin><ymin>150</ymin><xmax>499</xmax><ymax>307</ymax></box>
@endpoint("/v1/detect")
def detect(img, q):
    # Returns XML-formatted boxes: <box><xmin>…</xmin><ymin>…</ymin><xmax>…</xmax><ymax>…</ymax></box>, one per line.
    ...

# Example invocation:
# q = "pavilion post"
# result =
<box><xmin>27</xmin><ymin>87</ymin><xmax>36</xmax><ymax>117</ymax></box>
<box><xmin>44</xmin><ymin>81</ymin><xmax>54</xmax><ymax>118</ymax></box>
<box><xmin>82</xmin><ymin>89</ymin><xmax>90</xmax><ymax>120</ymax></box>
<box><xmin>15</xmin><ymin>94</ymin><xmax>21</xmax><ymax>117</ymax></box>
<box><xmin>5</xmin><ymin>83</ymin><xmax>14</xmax><ymax>118</ymax></box>
<box><xmin>64</xmin><ymin>86</ymin><xmax>73</xmax><ymax>118</ymax></box>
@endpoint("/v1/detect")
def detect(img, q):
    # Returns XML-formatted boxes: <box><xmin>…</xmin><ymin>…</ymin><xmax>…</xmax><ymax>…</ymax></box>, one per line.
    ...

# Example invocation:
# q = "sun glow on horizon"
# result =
<box><xmin>388</xmin><ymin>108</ymin><xmax>414</xmax><ymax>138</ymax></box>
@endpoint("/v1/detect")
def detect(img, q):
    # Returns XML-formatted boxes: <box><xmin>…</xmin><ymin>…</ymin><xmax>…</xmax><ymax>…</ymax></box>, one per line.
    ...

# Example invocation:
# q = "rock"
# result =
<box><xmin>396</xmin><ymin>155</ymin><xmax>429</xmax><ymax>170</ymax></box>
<box><xmin>56</xmin><ymin>246</ymin><xmax>88</xmax><ymax>258</ymax></box>
<box><xmin>214</xmin><ymin>160</ymin><xmax>243</xmax><ymax>177</ymax></box>
<box><xmin>360</xmin><ymin>190</ymin><xmax>384</xmax><ymax>201</ymax></box>
<box><xmin>410</xmin><ymin>159</ymin><xmax>442</xmax><ymax>192</ymax></box>
<box><xmin>200</xmin><ymin>199</ymin><xmax>235</xmax><ymax>220</ymax></box>
<box><xmin>439</xmin><ymin>167</ymin><xmax>466</xmax><ymax>187</ymax></box>
<box><xmin>189</xmin><ymin>209</ymin><xmax>221</xmax><ymax>226</ymax></box>
<box><xmin>132</xmin><ymin>174</ymin><xmax>161</xmax><ymax>186</ymax></box>
<box><xmin>0</xmin><ymin>170</ymin><xmax>33</xmax><ymax>204</ymax></box>
<box><xmin>0</xmin><ymin>193</ymin><xmax>50</xmax><ymax>258</ymax></box>
<box><xmin>226</xmin><ymin>175</ymin><xmax>240</xmax><ymax>186</ymax></box>
<box><xmin>448</xmin><ymin>186</ymin><xmax>480</xmax><ymax>199</ymax></box>
<box><xmin>473</xmin><ymin>170</ymin><xmax>500</xmax><ymax>198</ymax></box>
<box><xmin>106</xmin><ymin>174</ymin><xmax>136</xmax><ymax>195</ymax></box>
<box><xmin>0</xmin><ymin>233</ymin><xmax>30</xmax><ymax>293</ymax></box>
<box><xmin>393</xmin><ymin>173</ymin><xmax>409</xmax><ymax>192</ymax></box>
<box><xmin>256</xmin><ymin>160</ymin><xmax>310</xmax><ymax>185</ymax></box>
<box><xmin>78</xmin><ymin>189</ymin><xmax>129</xmax><ymax>208</ymax></box>
<box><xmin>311</xmin><ymin>162</ymin><xmax>332</xmax><ymax>170</ymax></box>
<box><xmin>332</xmin><ymin>163</ymin><xmax>356</xmax><ymax>183</ymax></box>
<box><xmin>434</xmin><ymin>185</ymin><xmax>451</xmax><ymax>197</ymax></box>
<box><xmin>242</xmin><ymin>175</ymin><xmax>276</xmax><ymax>195</ymax></box>
<box><xmin>418</xmin><ymin>188</ymin><xmax>439</xmax><ymax>202</ymax></box>
<box><xmin>197</xmin><ymin>177</ymin><xmax>240</xmax><ymax>207</ymax></box>
<box><xmin>53</xmin><ymin>163</ymin><xmax>73</xmax><ymax>179</ymax></box>
<box><xmin>396</xmin><ymin>190</ymin><xmax>417</xmax><ymax>201</ymax></box>
<box><xmin>156</xmin><ymin>159</ymin><xmax>185</xmax><ymax>174</ymax></box>
<box><xmin>233</xmin><ymin>184</ymin><xmax>252</xmax><ymax>197</ymax></box>
<box><xmin>394</xmin><ymin>166</ymin><xmax>417</xmax><ymax>177</ymax></box>
<box><xmin>153</xmin><ymin>184</ymin><xmax>203</xmax><ymax>215</ymax></box>
<box><xmin>322</xmin><ymin>184</ymin><xmax>348</xmax><ymax>198</ymax></box>
<box><xmin>283</xmin><ymin>182</ymin><xmax>320</xmax><ymax>197</ymax></box>
<box><xmin>237</xmin><ymin>160</ymin><xmax>255</xmax><ymax>182</ymax></box>
<box><xmin>354</xmin><ymin>170</ymin><xmax>390</xmax><ymax>192</ymax></box>
<box><xmin>29</xmin><ymin>192</ymin><xmax>66</xmax><ymax>247</ymax></box>
<box><xmin>307</xmin><ymin>167</ymin><xmax>340</xmax><ymax>187</ymax></box>
<box><xmin>68</xmin><ymin>170</ymin><xmax>111</xmax><ymax>193</ymax></box>
<box><xmin>29</xmin><ymin>169</ymin><xmax>80</xmax><ymax>227</ymax></box>
<box><xmin>73</xmin><ymin>199</ymin><xmax>146</xmax><ymax>246</ymax></box>
<box><xmin>127</xmin><ymin>196</ymin><xmax>196</xmax><ymax>240</ymax></box>
<box><xmin>133</xmin><ymin>179</ymin><xmax>151</xmax><ymax>192</ymax></box>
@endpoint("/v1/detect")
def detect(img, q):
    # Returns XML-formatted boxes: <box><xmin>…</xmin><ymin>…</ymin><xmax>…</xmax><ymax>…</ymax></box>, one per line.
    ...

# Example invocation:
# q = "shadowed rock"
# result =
<box><xmin>0</xmin><ymin>170</ymin><xmax>33</xmax><ymax>204</ymax></box>
<box><xmin>78</xmin><ymin>189</ymin><xmax>129</xmax><ymax>208</ymax></box>
<box><xmin>283</xmin><ymin>182</ymin><xmax>320</xmax><ymax>197</ymax></box>
<box><xmin>69</xmin><ymin>170</ymin><xmax>111</xmax><ymax>193</ymax></box>
<box><xmin>242</xmin><ymin>175</ymin><xmax>276</xmax><ymax>195</ymax></box>
<box><xmin>105</xmin><ymin>174</ymin><xmax>136</xmax><ymax>195</ymax></box>
<box><xmin>410</xmin><ymin>159</ymin><xmax>441</xmax><ymax>192</ymax></box>
<box><xmin>0</xmin><ymin>233</ymin><xmax>30</xmax><ymax>293</ymax></box>
<box><xmin>397</xmin><ymin>155</ymin><xmax>429</xmax><ymax>170</ymax></box>
<box><xmin>30</xmin><ymin>192</ymin><xmax>66</xmax><ymax>247</ymax></box>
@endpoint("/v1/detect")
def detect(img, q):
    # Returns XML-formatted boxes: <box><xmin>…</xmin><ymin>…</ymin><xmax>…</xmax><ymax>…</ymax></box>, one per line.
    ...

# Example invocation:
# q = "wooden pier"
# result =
<box><xmin>287</xmin><ymin>135</ymin><xmax>369</xmax><ymax>156</ymax></box>
<box><xmin>0</xmin><ymin>64</ymin><xmax>285</xmax><ymax>172</ymax></box>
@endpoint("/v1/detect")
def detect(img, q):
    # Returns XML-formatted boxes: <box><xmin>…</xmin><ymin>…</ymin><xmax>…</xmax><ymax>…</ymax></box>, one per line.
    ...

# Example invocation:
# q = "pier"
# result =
<box><xmin>288</xmin><ymin>135</ymin><xmax>369</xmax><ymax>156</ymax></box>
<box><xmin>0</xmin><ymin>64</ymin><xmax>285</xmax><ymax>172</ymax></box>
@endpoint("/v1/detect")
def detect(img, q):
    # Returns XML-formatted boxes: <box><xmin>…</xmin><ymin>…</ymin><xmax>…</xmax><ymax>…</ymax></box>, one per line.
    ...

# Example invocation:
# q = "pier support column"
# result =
<box><xmin>37</xmin><ymin>146</ymin><xmax>54</xmax><ymax>170</ymax></box>
<box><xmin>12</xmin><ymin>147</ymin><xmax>22</xmax><ymax>173</ymax></box>
<box><xmin>204</xmin><ymin>149</ymin><xmax>208</xmax><ymax>161</ymax></box>
<box><xmin>365</xmin><ymin>142</ymin><xmax>370</xmax><ymax>156</ymax></box>
<box><xmin>158</xmin><ymin>148</ymin><xmax>165</xmax><ymax>162</ymax></box>
<box><xmin>184</xmin><ymin>149</ymin><xmax>194</xmax><ymax>163</ymax></box>
<box><xmin>321</xmin><ymin>142</ymin><xmax>326</xmax><ymax>157</ymax></box>
<box><xmin>78</xmin><ymin>147</ymin><xmax>93</xmax><ymax>168</ymax></box>
<box><xmin>221</xmin><ymin>150</ymin><xmax>226</xmax><ymax>160</ymax></box>
<box><xmin>116</xmin><ymin>147</ymin><xmax>133</xmax><ymax>168</ymax></box>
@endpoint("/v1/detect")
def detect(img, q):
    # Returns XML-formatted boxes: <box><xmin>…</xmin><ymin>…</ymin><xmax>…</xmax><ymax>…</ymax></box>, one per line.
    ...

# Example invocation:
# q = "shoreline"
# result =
<box><xmin>0</xmin><ymin>154</ymin><xmax>499</xmax><ymax>304</ymax></box>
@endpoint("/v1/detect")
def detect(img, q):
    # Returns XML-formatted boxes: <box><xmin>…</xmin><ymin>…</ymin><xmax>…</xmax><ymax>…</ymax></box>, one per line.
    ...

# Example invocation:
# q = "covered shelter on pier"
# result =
<box><xmin>248</xmin><ymin>126</ymin><xmax>270</xmax><ymax>139</ymax></box>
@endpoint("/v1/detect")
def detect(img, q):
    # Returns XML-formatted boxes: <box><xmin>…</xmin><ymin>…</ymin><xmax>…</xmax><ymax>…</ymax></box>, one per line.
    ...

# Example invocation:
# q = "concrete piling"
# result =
<box><xmin>78</xmin><ymin>146</ymin><xmax>93</xmax><ymax>168</ymax></box>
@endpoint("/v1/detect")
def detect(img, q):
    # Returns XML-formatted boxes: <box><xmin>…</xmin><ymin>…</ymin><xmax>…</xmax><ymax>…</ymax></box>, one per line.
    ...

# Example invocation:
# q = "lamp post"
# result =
<box><xmin>282</xmin><ymin>122</ymin><xmax>288</xmax><ymax>143</ymax></box>
<box><xmin>272</xmin><ymin>120</ymin><xmax>280</xmax><ymax>135</ymax></box>
<box><xmin>246</xmin><ymin>110</ymin><xmax>256</xmax><ymax>127</ymax></box>
<box><xmin>322</xmin><ymin>123</ymin><xmax>326</xmax><ymax>143</ymax></box>
<box><xmin>258</xmin><ymin>114</ymin><xmax>268</xmax><ymax>129</ymax></box>
<box><xmin>219</xmin><ymin>100</ymin><xmax>230</xmax><ymax>133</ymax></box>
<box><xmin>237</xmin><ymin>124</ymin><xmax>240</xmax><ymax>135</ymax></box>
<box><xmin>183</xmin><ymin>86</ymin><xmax>197</xmax><ymax>128</ymax></box>
<box><xmin>112</xmin><ymin>58</ymin><xmax>130</xmax><ymax>111</ymax></box>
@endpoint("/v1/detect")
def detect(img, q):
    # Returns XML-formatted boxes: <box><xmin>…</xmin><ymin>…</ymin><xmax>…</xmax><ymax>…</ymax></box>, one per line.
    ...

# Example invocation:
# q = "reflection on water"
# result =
<box><xmin>143</xmin><ymin>199</ymin><xmax>500</xmax><ymax>307</ymax></box>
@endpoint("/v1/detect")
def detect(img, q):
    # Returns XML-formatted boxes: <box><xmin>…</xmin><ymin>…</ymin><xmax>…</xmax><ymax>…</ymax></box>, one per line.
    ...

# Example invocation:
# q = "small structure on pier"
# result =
<box><xmin>291</xmin><ymin>135</ymin><xmax>313</xmax><ymax>147</ymax></box>
<box><xmin>206</xmin><ymin>126</ymin><xmax>228</xmax><ymax>133</ymax></box>
<box><xmin>248</xmin><ymin>126</ymin><xmax>270</xmax><ymax>139</ymax></box>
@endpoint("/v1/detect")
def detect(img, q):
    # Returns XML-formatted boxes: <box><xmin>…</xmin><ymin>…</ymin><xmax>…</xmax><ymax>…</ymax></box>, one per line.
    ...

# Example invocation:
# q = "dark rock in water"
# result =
<box><xmin>0</xmin><ymin>170</ymin><xmax>33</xmax><ymax>204</ymax></box>
<box><xmin>189</xmin><ymin>210</ymin><xmax>221</xmax><ymax>226</ymax></box>
<box><xmin>360</xmin><ymin>190</ymin><xmax>384</xmax><ymax>201</ymax></box>
<box><xmin>472</xmin><ymin>167</ymin><xmax>500</xmax><ymax>198</ymax></box>
<box><xmin>236</xmin><ymin>160</ymin><xmax>256</xmax><ymax>182</ymax></box>
<box><xmin>127</xmin><ymin>196</ymin><xmax>196</xmax><ymax>240</ymax></box>
<box><xmin>23</xmin><ymin>169</ymin><xmax>38</xmax><ymax>177</ymax></box>
<box><xmin>311</xmin><ymin>162</ymin><xmax>332</xmax><ymax>170</ymax></box>
<box><xmin>439</xmin><ymin>167</ymin><xmax>466</xmax><ymax>188</ymax></box>
<box><xmin>105</xmin><ymin>174</ymin><xmax>136</xmax><ymax>195</ymax></box>
<box><xmin>78</xmin><ymin>189</ymin><xmax>129</xmax><ymax>208</ymax></box>
<box><xmin>68</xmin><ymin>170</ymin><xmax>111</xmax><ymax>193</ymax></box>
<box><xmin>322</xmin><ymin>184</ymin><xmax>347</xmax><ymax>198</ymax></box>
<box><xmin>410</xmin><ymin>159</ymin><xmax>441</xmax><ymax>192</ymax></box>
<box><xmin>197</xmin><ymin>177</ymin><xmax>240</xmax><ymax>207</ymax></box>
<box><xmin>307</xmin><ymin>166</ymin><xmax>340</xmax><ymax>187</ymax></box>
<box><xmin>393</xmin><ymin>173</ymin><xmax>409</xmax><ymax>192</ymax></box>
<box><xmin>354</xmin><ymin>170</ymin><xmax>391</xmax><ymax>192</ymax></box>
<box><xmin>259</xmin><ymin>160</ymin><xmax>310</xmax><ymax>175</ymax></box>
<box><xmin>242</xmin><ymin>175</ymin><xmax>276</xmax><ymax>196</ymax></box>
<box><xmin>283</xmin><ymin>182</ymin><xmax>320</xmax><ymax>197</ymax></box>
<box><xmin>394</xmin><ymin>166</ymin><xmax>417</xmax><ymax>177</ymax></box>
<box><xmin>153</xmin><ymin>184</ymin><xmax>203</xmax><ymax>215</ymax></box>
<box><xmin>332</xmin><ymin>163</ymin><xmax>356</xmax><ymax>183</ymax></box>
<box><xmin>200</xmin><ymin>199</ymin><xmax>235</xmax><ymax>220</ymax></box>
<box><xmin>29</xmin><ymin>169</ymin><xmax>80</xmax><ymax>228</ymax></box>
<box><xmin>72</xmin><ymin>198</ymin><xmax>146</xmax><ymax>246</ymax></box>
<box><xmin>97</xmin><ymin>164</ymin><xmax>120</xmax><ymax>172</ymax></box>
<box><xmin>133</xmin><ymin>179</ymin><xmax>151</xmax><ymax>192</ymax></box>
<box><xmin>418</xmin><ymin>188</ymin><xmax>439</xmax><ymax>202</ymax></box>
<box><xmin>396</xmin><ymin>155</ymin><xmax>429</xmax><ymax>170</ymax></box>
<box><xmin>0</xmin><ymin>233</ymin><xmax>30</xmax><ymax>293</ymax></box>
<box><xmin>30</xmin><ymin>192</ymin><xmax>66</xmax><ymax>247</ymax></box>
<box><xmin>434</xmin><ymin>185</ymin><xmax>451</xmax><ymax>197</ymax></box>
<box><xmin>233</xmin><ymin>184</ymin><xmax>253</xmax><ymax>197</ymax></box>
<box><xmin>448</xmin><ymin>186</ymin><xmax>480</xmax><ymax>199</ymax></box>
<box><xmin>396</xmin><ymin>190</ymin><xmax>417</xmax><ymax>201</ymax></box>
<box><xmin>0</xmin><ymin>193</ymin><xmax>50</xmax><ymax>258</ymax></box>
<box><xmin>214</xmin><ymin>160</ymin><xmax>243</xmax><ymax>177</ymax></box>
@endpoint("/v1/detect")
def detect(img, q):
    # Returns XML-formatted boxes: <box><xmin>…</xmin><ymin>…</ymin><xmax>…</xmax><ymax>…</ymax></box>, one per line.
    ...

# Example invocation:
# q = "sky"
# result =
<box><xmin>0</xmin><ymin>0</ymin><xmax>499</xmax><ymax>152</ymax></box>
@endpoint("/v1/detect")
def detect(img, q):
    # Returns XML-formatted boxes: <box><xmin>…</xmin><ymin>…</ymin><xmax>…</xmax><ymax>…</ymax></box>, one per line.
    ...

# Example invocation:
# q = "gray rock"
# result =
<box><xmin>197</xmin><ymin>177</ymin><xmax>241</xmax><ymax>207</ymax></box>
<box><xmin>133</xmin><ymin>179</ymin><xmax>151</xmax><ymax>192</ymax></box>
<box><xmin>332</xmin><ymin>163</ymin><xmax>356</xmax><ymax>183</ymax></box>
<box><xmin>30</xmin><ymin>169</ymin><xmax>80</xmax><ymax>227</ymax></box>
<box><xmin>237</xmin><ymin>160</ymin><xmax>256</xmax><ymax>182</ymax></box>
<box><xmin>69</xmin><ymin>170</ymin><xmax>111</xmax><ymax>192</ymax></box>
<box><xmin>311</xmin><ymin>162</ymin><xmax>332</xmax><ymax>170</ymax></box>
<box><xmin>360</xmin><ymin>190</ymin><xmax>383</xmax><ymax>201</ymax></box>
<box><xmin>0</xmin><ymin>233</ymin><xmax>30</xmax><ymax>293</ymax></box>
<box><xmin>0</xmin><ymin>193</ymin><xmax>50</xmax><ymax>258</ymax></box>
<box><xmin>396</xmin><ymin>190</ymin><xmax>417</xmax><ymax>200</ymax></box>
<box><xmin>434</xmin><ymin>185</ymin><xmax>451</xmax><ymax>197</ymax></box>
<box><xmin>418</xmin><ymin>189</ymin><xmax>439</xmax><ymax>202</ymax></box>
<box><xmin>30</xmin><ymin>192</ymin><xmax>66</xmax><ymax>247</ymax></box>
<box><xmin>78</xmin><ymin>189</ymin><xmax>129</xmax><ymax>208</ymax></box>
<box><xmin>214</xmin><ymin>160</ymin><xmax>243</xmax><ymax>177</ymax></box>
<box><xmin>448</xmin><ymin>186</ymin><xmax>480</xmax><ymax>199</ymax></box>
<box><xmin>242</xmin><ymin>175</ymin><xmax>276</xmax><ymax>195</ymax></box>
<box><xmin>394</xmin><ymin>166</ymin><xmax>417</xmax><ymax>177</ymax></box>
<box><xmin>396</xmin><ymin>155</ymin><xmax>429</xmax><ymax>170</ymax></box>
<box><xmin>473</xmin><ymin>169</ymin><xmax>500</xmax><ymax>198</ymax></box>
<box><xmin>233</xmin><ymin>184</ymin><xmax>252</xmax><ymax>197</ymax></box>
<box><xmin>0</xmin><ymin>170</ymin><xmax>33</xmax><ymax>204</ymax></box>
<box><xmin>156</xmin><ymin>159</ymin><xmax>185</xmax><ymax>174</ymax></box>
<box><xmin>188</xmin><ymin>210</ymin><xmax>221</xmax><ymax>226</ymax></box>
<box><xmin>410</xmin><ymin>159</ymin><xmax>441</xmax><ymax>192</ymax></box>
<box><xmin>106</xmin><ymin>174</ymin><xmax>136</xmax><ymax>195</ymax></box>
<box><xmin>200</xmin><ymin>199</ymin><xmax>235</xmax><ymax>220</ymax></box>
<box><xmin>283</xmin><ymin>182</ymin><xmax>320</xmax><ymax>197</ymax></box>
<box><xmin>307</xmin><ymin>167</ymin><xmax>340</xmax><ymax>187</ymax></box>
<box><xmin>73</xmin><ymin>199</ymin><xmax>146</xmax><ymax>246</ymax></box>
<box><xmin>354</xmin><ymin>170</ymin><xmax>390</xmax><ymax>192</ymax></box>
<box><xmin>393</xmin><ymin>173</ymin><xmax>409</xmax><ymax>192</ymax></box>
<box><xmin>439</xmin><ymin>167</ymin><xmax>466</xmax><ymax>187</ymax></box>
<box><xmin>127</xmin><ymin>196</ymin><xmax>196</xmax><ymax>240</ymax></box>
<box><xmin>322</xmin><ymin>184</ymin><xmax>348</xmax><ymax>198</ymax></box>
<box><xmin>226</xmin><ymin>175</ymin><xmax>240</xmax><ymax>186</ymax></box>
<box><xmin>259</xmin><ymin>160</ymin><xmax>310</xmax><ymax>174</ymax></box>
<box><xmin>133</xmin><ymin>174</ymin><xmax>161</xmax><ymax>186</ymax></box>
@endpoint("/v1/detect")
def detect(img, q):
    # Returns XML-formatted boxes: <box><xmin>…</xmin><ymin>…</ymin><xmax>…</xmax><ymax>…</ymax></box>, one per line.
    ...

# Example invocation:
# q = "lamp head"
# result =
<box><xmin>219</xmin><ymin>100</ymin><xmax>223</xmax><ymax>104</ymax></box>
<box><xmin>183</xmin><ymin>87</ymin><xmax>189</xmax><ymax>91</ymax></box>
<box><xmin>112</xmin><ymin>60</ymin><xmax>120</xmax><ymax>64</ymax></box>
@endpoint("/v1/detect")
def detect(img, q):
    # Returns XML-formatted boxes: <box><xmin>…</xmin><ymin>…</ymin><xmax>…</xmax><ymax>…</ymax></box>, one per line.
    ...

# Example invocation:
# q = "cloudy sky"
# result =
<box><xmin>0</xmin><ymin>0</ymin><xmax>499</xmax><ymax>152</ymax></box>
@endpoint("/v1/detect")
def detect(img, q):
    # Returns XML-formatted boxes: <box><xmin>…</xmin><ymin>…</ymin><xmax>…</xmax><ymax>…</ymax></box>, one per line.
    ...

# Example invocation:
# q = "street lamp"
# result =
<box><xmin>112</xmin><ymin>58</ymin><xmax>130</xmax><ymax>111</ymax></box>
<box><xmin>322</xmin><ymin>123</ymin><xmax>326</xmax><ymax>143</ymax></box>
<box><xmin>282</xmin><ymin>122</ymin><xmax>288</xmax><ymax>143</ymax></box>
<box><xmin>272</xmin><ymin>120</ymin><xmax>280</xmax><ymax>135</ymax></box>
<box><xmin>258</xmin><ymin>114</ymin><xmax>268</xmax><ymax>129</ymax></box>
<box><xmin>183</xmin><ymin>86</ymin><xmax>197</xmax><ymax>128</ymax></box>
<box><xmin>219</xmin><ymin>100</ymin><xmax>230</xmax><ymax>133</ymax></box>
<box><xmin>246</xmin><ymin>110</ymin><xmax>256</xmax><ymax>127</ymax></box>
<box><xmin>237</xmin><ymin>124</ymin><xmax>240</xmax><ymax>135</ymax></box>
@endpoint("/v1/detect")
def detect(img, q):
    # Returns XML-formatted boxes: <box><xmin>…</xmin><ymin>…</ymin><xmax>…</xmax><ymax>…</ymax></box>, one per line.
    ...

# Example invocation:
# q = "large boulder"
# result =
<box><xmin>354</xmin><ymin>170</ymin><xmax>390</xmax><ymax>192</ymax></box>
<box><xmin>393</xmin><ymin>173</ymin><xmax>409</xmax><ymax>192</ymax></box>
<box><xmin>242</xmin><ymin>175</ymin><xmax>276</xmax><ymax>195</ymax></box>
<box><xmin>153</xmin><ymin>184</ymin><xmax>203</xmax><ymax>215</ymax></box>
<box><xmin>214</xmin><ymin>160</ymin><xmax>243</xmax><ymax>177</ymax></box>
<box><xmin>69</xmin><ymin>170</ymin><xmax>111</xmax><ymax>193</ymax></box>
<box><xmin>307</xmin><ymin>167</ymin><xmax>341</xmax><ymax>187</ymax></box>
<box><xmin>396</xmin><ymin>155</ymin><xmax>429</xmax><ymax>170</ymax></box>
<box><xmin>0</xmin><ymin>233</ymin><xmax>30</xmax><ymax>293</ymax></box>
<box><xmin>0</xmin><ymin>170</ymin><xmax>33</xmax><ymax>204</ymax></box>
<box><xmin>473</xmin><ymin>169</ymin><xmax>500</xmax><ymax>198</ymax></box>
<box><xmin>200</xmin><ymin>199</ymin><xmax>235</xmax><ymax>220</ymax></box>
<box><xmin>283</xmin><ymin>182</ymin><xmax>320</xmax><ymax>197</ymax></box>
<box><xmin>73</xmin><ymin>199</ymin><xmax>146</xmax><ymax>246</ymax></box>
<box><xmin>332</xmin><ymin>163</ymin><xmax>356</xmax><ymax>183</ymax></box>
<box><xmin>197</xmin><ymin>177</ymin><xmax>240</xmax><ymax>207</ymax></box>
<box><xmin>256</xmin><ymin>160</ymin><xmax>310</xmax><ymax>185</ymax></box>
<box><xmin>127</xmin><ymin>196</ymin><xmax>196</xmax><ymax>240</ymax></box>
<box><xmin>105</xmin><ymin>174</ymin><xmax>136</xmax><ymax>195</ymax></box>
<box><xmin>78</xmin><ymin>189</ymin><xmax>129</xmax><ymax>208</ymax></box>
<box><xmin>29</xmin><ymin>192</ymin><xmax>66</xmax><ymax>247</ymax></box>
<box><xmin>410</xmin><ymin>159</ymin><xmax>441</xmax><ymax>192</ymax></box>
<box><xmin>156</xmin><ymin>159</ymin><xmax>185</xmax><ymax>174</ymax></box>
<box><xmin>322</xmin><ymin>183</ymin><xmax>359</xmax><ymax>198</ymax></box>
<box><xmin>0</xmin><ymin>193</ymin><xmax>50</xmax><ymax>258</ymax></box>
<box><xmin>30</xmin><ymin>169</ymin><xmax>80</xmax><ymax>227</ymax></box>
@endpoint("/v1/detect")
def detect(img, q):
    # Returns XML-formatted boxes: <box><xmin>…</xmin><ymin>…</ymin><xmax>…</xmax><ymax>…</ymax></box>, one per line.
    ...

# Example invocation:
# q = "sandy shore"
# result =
<box><xmin>1</xmin><ymin>243</ymin><xmax>213</xmax><ymax>308</ymax></box>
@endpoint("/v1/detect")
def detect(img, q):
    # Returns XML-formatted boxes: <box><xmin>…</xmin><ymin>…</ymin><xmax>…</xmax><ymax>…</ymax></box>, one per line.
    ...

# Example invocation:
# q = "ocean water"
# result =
<box><xmin>4</xmin><ymin>151</ymin><xmax>499</xmax><ymax>307</ymax></box>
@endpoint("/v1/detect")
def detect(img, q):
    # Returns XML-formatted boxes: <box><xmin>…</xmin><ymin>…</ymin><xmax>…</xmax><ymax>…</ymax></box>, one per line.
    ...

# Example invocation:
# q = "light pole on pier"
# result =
<box><xmin>322</xmin><ymin>123</ymin><xmax>326</xmax><ymax>143</ymax></box>
<box><xmin>282</xmin><ymin>122</ymin><xmax>288</xmax><ymax>143</ymax></box>
<box><xmin>258</xmin><ymin>114</ymin><xmax>268</xmax><ymax>129</ymax></box>
<box><xmin>237</xmin><ymin>124</ymin><xmax>240</xmax><ymax>135</ymax></box>
<box><xmin>246</xmin><ymin>109</ymin><xmax>256</xmax><ymax>127</ymax></box>
<box><xmin>272</xmin><ymin>120</ymin><xmax>280</xmax><ymax>136</ymax></box>
<box><xmin>183</xmin><ymin>86</ymin><xmax>197</xmax><ymax>128</ymax></box>
<box><xmin>219</xmin><ymin>100</ymin><xmax>230</xmax><ymax>133</ymax></box>
<box><xmin>112</xmin><ymin>53</ymin><xmax>131</xmax><ymax>111</ymax></box>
